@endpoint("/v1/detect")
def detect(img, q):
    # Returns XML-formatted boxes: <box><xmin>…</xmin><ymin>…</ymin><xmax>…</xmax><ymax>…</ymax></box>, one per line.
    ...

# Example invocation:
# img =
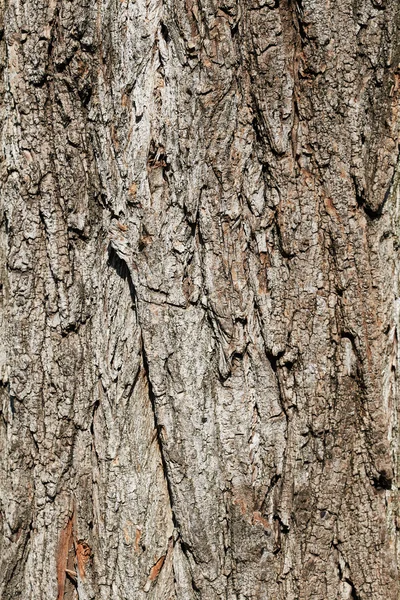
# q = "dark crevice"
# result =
<box><xmin>340</xmin><ymin>330</ymin><xmax>357</xmax><ymax>343</ymax></box>
<box><xmin>288</xmin><ymin>0</ymin><xmax>308</xmax><ymax>43</ymax></box>
<box><xmin>252</xmin><ymin>398</ymin><xmax>261</xmax><ymax>423</ymax></box>
<box><xmin>108</xmin><ymin>242</ymin><xmax>179</xmax><ymax>527</ymax></box>
<box><xmin>336</xmin><ymin>553</ymin><xmax>361</xmax><ymax>600</ymax></box>
<box><xmin>276</xmin><ymin>515</ymin><xmax>290</xmax><ymax>535</ymax></box>
<box><xmin>66</xmin><ymin>570</ymin><xmax>78</xmax><ymax>588</ymax></box>
<box><xmin>141</xmin><ymin>336</ymin><xmax>180</xmax><ymax>535</ymax></box>
<box><xmin>177</xmin><ymin>539</ymin><xmax>201</xmax><ymax>598</ymax></box>
<box><xmin>231</xmin><ymin>348</ymin><xmax>247</xmax><ymax>363</ymax></box>
<box><xmin>274</xmin><ymin>218</ymin><xmax>296</xmax><ymax>259</ymax></box>
<box><xmin>30</xmin><ymin>429</ymin><xmax>40</xmax><ymax>453</ymax></box>
<box><xmin>107</xmin><ymin>246</ymin><xmax>138</xmax><ymax>315</ymax></box>
<box><xmin>266</xmin><ymin>349</ymin><xmax>285</xmax><ymax>373</ymax></box>
<box><xmin>352</xmin><ymin>172</ymin><xmax>395</xmax><ymax>220</ymax></box>
<box><xmin>141</xmin><ymin>339</ymin><xmax>201</xmax><ymax>593</ymax></box>
<box><xmin>251</xmin><ymin>115</ymin><xmax>265</xmax><ymax>149</ymax></box>
<box><xmin>108</xmin><ymin>243</ymin><xmax>192</xmax><ymax>584</ymax></box>
<box><xmin>370</xmin><ymin>0</ymin><xmax>387</xmax><ymax>9</ymax></box>
<box><xmin>231</xmin><ymin>19</ymin><xmax>239</xmax><ymax>36</ymax></box>
<box><xmin>339</xmin><ymin>332</ymin><xmax>393</xmax><ymax>491</ymax></box>
<box><xmin>68</xmin><ymin>225</ymin><xmax>90</xmax><ymax>241</ymax></box>
<box><xmin>9</xmin><ymin>391</ymin><xmax>15</xmax><ymax>416</ymax></box>
<box><xmin>160</xmin><ymin>21</ymin><xmax>170</xmax><ymax>43</ymax></box>
<box><xmin>356</xmin><ymin>194</ymin><xmax>385</xmax><ymax>220</ymax></box>
<box><xmin>90</xmin><ymin>399</ymin><xmax>99</xmax><ymax>437</ymax></box>
<box><xmin>345</xmin><ymin>578</ymin><xmax>361</xmax><ymax>600</ymax></box>
<box><xmin>372</xmin><ymin>470</ymin><xmax>392</xmax><ymax>491</ymax></box>
<box><xmin>261</xmin><ymin>473</ymin><xmax>281</xmax><ymax>514</ymax></box>
<box><xmin>273</xmin><ymin>512</ymin><xmax>289</xmax><ymax>552</ymax></box>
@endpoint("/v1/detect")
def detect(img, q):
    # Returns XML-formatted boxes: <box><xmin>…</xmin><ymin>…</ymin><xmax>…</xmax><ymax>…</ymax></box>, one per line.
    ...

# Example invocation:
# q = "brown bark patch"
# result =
<box><xmin>233</xmin><ymin>496</ymin><xmax>247</xmax><ymax>516</ymax></box>
<box><xmin>149</xmin><ymin>555</ymin><xmax>166</xmax><ymax>581</ymax></box>
<box><xmin>76</xmin><ymin>540</ymin><xmax>92</xmax><ymax>579</ymax></box>
<box><xmin>252</xmin><ymin>511</ymin><xmax>270</xmax><ymax>530</ymax></box>
<box><xmin>128</xmin><ymin>182</ymin><xmax>138</xmax><ymax>197</ymax></box>
<box><xmin>134</xmin><ymin>528</ymin><xmax>142</xmax><ymax>553</ymax></box>
<box><xmin>56</xmin><ymin>516</ymin><xmax>74</xmax><ymax>600</ymax></box>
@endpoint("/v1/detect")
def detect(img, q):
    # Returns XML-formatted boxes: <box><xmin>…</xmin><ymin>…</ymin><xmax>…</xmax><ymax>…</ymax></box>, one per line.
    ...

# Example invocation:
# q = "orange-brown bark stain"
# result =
<box><xmin>56</xmin><ymin>515</ymin><xmax>74</xmax><ymax>600</ymax></box>
<box><xmin>149</xmin><ymin>555</ymin><xmax>166</xmax><ymax>581</ymax></box>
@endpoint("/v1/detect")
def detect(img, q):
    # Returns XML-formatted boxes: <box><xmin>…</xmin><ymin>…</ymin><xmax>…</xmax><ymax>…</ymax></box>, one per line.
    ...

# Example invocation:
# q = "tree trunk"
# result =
<box><xmin>0</xmin><ymin>0</ymin><xmax>399</xmax><ymax>598</ymax></box>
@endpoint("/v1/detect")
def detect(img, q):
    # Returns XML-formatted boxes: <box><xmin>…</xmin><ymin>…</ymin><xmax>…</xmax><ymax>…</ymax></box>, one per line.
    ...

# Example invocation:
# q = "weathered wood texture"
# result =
<box><xmin>0</xmin><ymin>0</ymin><xmax>400</xmax><ymax>598</ymax></box>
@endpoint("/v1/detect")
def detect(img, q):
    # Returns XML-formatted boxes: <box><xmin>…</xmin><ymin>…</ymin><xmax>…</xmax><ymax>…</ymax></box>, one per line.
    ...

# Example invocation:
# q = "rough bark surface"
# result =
<box><xmin>0</xmin><ymin>0</ymin><xmax>399</xmax><ymax>598</ymax></box>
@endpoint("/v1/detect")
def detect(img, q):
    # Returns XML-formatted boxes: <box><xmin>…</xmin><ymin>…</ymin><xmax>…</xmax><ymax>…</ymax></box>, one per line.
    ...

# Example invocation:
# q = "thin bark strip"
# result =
<box><xmin>57</xmin><ymin>515</ymin><xmax>74</xmax><ymax>600</ymax></box>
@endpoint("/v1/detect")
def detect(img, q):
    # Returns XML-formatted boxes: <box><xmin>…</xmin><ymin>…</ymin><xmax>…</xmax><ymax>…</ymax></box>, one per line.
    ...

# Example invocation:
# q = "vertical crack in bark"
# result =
<box><xmin>108</xmin><ymin>240</ymin><xmax>190</xmax><ymax>591</ymax></box>
<box><xmin>140</xmin><ymin>335</ymin><xmax>178</xmax><ymax>535</ymax></box>
<box><xmin>108</xmin><ymin>242</ymin><xmax>176</xmax><ymax>526</ymax></box>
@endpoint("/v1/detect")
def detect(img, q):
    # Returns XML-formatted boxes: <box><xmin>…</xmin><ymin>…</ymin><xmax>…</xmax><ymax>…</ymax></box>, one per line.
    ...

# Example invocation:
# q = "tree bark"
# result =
<box><xmin>0</xmin><ymin>0</ymin><xmax>399</xmax><ymax>598</ymax></box>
